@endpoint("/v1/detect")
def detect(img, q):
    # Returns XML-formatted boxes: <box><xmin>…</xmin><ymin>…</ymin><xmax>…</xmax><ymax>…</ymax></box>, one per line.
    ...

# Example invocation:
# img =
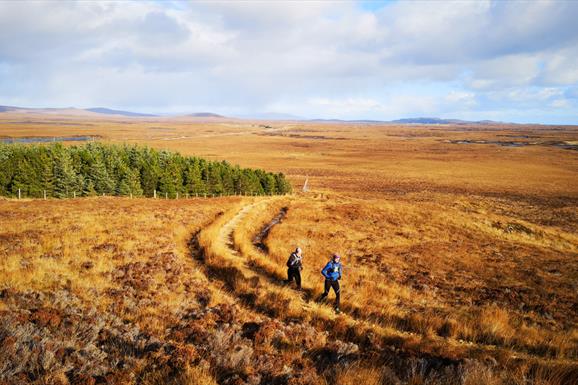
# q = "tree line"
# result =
<box><xmin>0</xmin><ymin>143</ymin><xmax>292</xmax><ymax>198</ymax></box>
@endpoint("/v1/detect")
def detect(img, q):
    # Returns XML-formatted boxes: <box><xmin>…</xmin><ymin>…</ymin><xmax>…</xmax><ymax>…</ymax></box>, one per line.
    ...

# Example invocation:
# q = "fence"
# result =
<box><xmin>9</xmin><ymin>188</ymin><xmax>290</xmax><ymax>200</ymax></box>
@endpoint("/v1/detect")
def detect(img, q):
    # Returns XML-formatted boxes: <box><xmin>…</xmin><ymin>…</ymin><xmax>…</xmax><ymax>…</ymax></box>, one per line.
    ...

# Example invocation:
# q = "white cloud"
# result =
<box><xmin>0</xmin><ymin>0</ymin><xmax>577</xmax><ymax>123</ymax></box>
<box><xmin>467</xmin><ymin>55</ymin><xmax>542</xmax><ymax>90</ymax></box>
<box><xmin>445</xmin><ymin>91</ymin><xmax>477</xmax><ymax>107</ymax></box>
<box><xmin>541</xmin><ymin>49</ymin><xmax>578</xmax><ymax>85</ymax></box>
<box><xmin>550</xmin><ymin>99</ymin><xmax>571</xmax><ymax>109</ymax></box>
<box><xmin>484</xmin><ymin>87</ymin><xmax>565</xmax><ymax>107</ymax></box>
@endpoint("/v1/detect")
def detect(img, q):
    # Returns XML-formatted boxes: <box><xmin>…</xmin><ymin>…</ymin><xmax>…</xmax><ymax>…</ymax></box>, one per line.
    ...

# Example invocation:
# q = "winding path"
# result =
<box><xmin>193</xmin><ymin>197</ymin><xmax>577</xmax><ymax>371</ymax></box>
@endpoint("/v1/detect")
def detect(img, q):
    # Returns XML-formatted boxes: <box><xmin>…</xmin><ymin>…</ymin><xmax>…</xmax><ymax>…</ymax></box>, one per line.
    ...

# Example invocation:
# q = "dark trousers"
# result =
<box><xmin>287</xmin><ymin>267</ymin><xmax>301</xmax><ymax>288</ymax></box>
<box><xmin>320</xmin><ymin>279</ymin><xmax>340</xmax><ymax>308</ymax></box>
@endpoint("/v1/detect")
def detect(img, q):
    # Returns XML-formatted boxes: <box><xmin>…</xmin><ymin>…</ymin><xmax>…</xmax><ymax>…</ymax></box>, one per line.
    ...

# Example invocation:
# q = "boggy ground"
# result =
<box><xmin>0</xmin><ymin>114</ymin><xmax>577</xmax><ymax>384</ymax></box>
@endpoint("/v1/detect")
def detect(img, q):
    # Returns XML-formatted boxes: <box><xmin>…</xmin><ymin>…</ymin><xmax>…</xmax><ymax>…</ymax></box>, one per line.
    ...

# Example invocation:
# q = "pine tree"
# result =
<box><xmin>118</xmin><ymin>168</ymin><xmax>143</xmax><ymax>197</ymax></box>
<box><xmin>0</xmin><ymin>144</ymin><xmax>15</xmax><ymax>196</ymax></box>
<box><xmin>11</xmin><ymin>157</ymin><xmax>36</xmax><ymax>197</ymax></box>
<box><xmin>139</xmin><ymin>148</ymin><xmax>161</xmax><ymax>196</ymax></box>
<box><xmin>184</xmin><ymin>159</ymin><xmax>205</xmax><ymax>194</ymax></box>
<box><xmin>261</xmin><ymin>173</ymin><xmax>277</xmax><ymax>195</ymax></box>
<box><xmin>158</xmin><ymin>152</ymin><xmax>183</xmax><ymax>198</ymax></box>
<box><xmin>220</xmin><ymin>161</ymin><xmax>235</xmax><ymax>194</ymax></box>
<box><xmin>84</xmin><ymin>179</ymin><xmax>97</xmax><ymax>196</ymax></box>
<box><xmin>275</xmin><ymin>173</ymin><xmax>292</xmax><ymax>194</ymax></box>
<box><xmin>89</xmin><ymin>155</ymin><xmax>115</xmax><ymax>194</ymax></box>
<box><xmin>208</xmin><ymin>163</ymin><xmax>224</xmax><ymax>194</ymax></box>
<box><xmin>38</xmin><ymin>147</ymin><xmax>54</xmax><ymax>197</ymax></box>
<box><xmin>52</xmin><ymin>145</ymin><xmax>77</xmax><ymax>198</ymax></box>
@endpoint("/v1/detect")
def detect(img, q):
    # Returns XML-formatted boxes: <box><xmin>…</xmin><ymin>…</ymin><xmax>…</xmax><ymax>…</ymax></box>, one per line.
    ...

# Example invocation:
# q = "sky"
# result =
<box><xmin>0</xmin><ymin>0</ymin><xmax>577</xmax><ymax>124</ymax></box>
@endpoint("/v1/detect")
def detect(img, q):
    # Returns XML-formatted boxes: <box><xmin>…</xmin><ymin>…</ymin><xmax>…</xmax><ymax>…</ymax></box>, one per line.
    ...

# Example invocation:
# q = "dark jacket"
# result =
<box><xmin>321</xmin><ymin>261</ymin><xmax>342</xmax><ymax>281</ymax></box>
<box><xmin>287</xmin><ymin>252</ymin><xmax>302</xmax><ymax>269</ymax></box>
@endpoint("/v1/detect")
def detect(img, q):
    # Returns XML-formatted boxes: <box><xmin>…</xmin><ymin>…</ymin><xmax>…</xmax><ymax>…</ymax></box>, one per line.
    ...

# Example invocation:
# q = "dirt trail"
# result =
<box><xmin>196</xmin><ymin>197</ymin><xmax>578</xmax><ymax>369</ymax></box>
<box><xmin>191</xmin><ymin>200</ymin><xmax>471</xmax><ymax>381</ymax></box>
<box><xmin>210</xmin><ymin>198</ymin><xmax>309</xmax><ymax>302</ymax></box>
<box><xmin>219</xmin><ymin>201</ymin><xmax>260</xmax><ymax>255</ymax></box>
<box><xmin>202</xmin><ymin>200</ymin><xmax>452</xmax><ymax>338</ymax></box>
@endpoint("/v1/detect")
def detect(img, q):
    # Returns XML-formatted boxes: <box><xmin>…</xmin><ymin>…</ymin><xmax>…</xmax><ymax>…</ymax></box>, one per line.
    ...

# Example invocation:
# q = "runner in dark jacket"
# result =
<box><xmin>320</xmin><ymin>254</ymin><xmax>342</xmax><ymax>312</ymax></box>
<box><xmin>286</xmin><ymin>247</ymin><xmax>303</xmax><ymax>289</ymax></box>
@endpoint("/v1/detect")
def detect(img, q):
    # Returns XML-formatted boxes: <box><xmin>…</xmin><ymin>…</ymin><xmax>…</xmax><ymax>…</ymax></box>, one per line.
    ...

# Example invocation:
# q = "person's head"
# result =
<box><xmin>295</xmin><ymin>247</ymin><xmax>302</xmax><ymax>256</ymax></box>
<box><xmin>332</xmin><ymin>253</ymin><xmax>341</xmax><ymax>262</ymax></box>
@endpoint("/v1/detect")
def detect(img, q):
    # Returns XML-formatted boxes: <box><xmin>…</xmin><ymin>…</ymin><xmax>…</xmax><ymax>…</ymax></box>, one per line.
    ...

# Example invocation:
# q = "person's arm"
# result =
<box><xmin>321</xmin><ymin>262</ymin><xmax>330</xmax><ymax>278</ymax></box>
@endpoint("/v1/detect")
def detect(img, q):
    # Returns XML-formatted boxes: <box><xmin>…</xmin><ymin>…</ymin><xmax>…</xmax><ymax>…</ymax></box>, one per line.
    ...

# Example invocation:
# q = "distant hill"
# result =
<box><xmin>0</xmin><ymin>105</ymin><xmax>157</xmax><ymax>117</ymax></box>
<box><xmin>236</xmin><ymin>112</ymin><xmax>305</xmax><ymax>120</ymax></box>
<box><xmin>86</xmin><ymin>107</ymin><xmax>157</xmax><ymax>117</ymax></box>
<box><xmin>187</xmin><ymin>112</ymin><xmax>226</xmax><ymax>118</ymax></box>
<box><xmin>0</xmin><ymin>105</ymin><xmax>102</xmax><ymax>117</ymax></box>
<box><xmin>0</xmin><ymin>105</ymin><xmax>508</xmax><ymax>125</ymax></box>
<box><xmin>0</xmin><ymin>106</ymin><xmax>18</xmax><ymax>113</ymax></box>
<box><xmin>388</xmin><ymin>117</ymin><xmax>505</xmax><ymax>125</ymax></box>
<box><xmin>309</xmin><ymin>117</ymin><xmax>506</xmax><ymax>125</ymax></box>
<box><xmin>389</xmin><ymin>117</ymin><xmax>463</xmax><ymax>124</ymax></box>
<box><xmin>0</xmin><ymin>105</ymin><xmax>233</xmax><ymax>119</ymax></box>
<box><xmin>309</xmin><ymin>118</ymin><xmax>385</xmax><ymax>124</ymax></box>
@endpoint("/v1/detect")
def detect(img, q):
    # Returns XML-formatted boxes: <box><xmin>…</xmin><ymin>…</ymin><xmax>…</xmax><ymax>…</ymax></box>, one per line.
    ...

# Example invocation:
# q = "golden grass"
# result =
<box><xmin>1</xmin><ymin>112</ymin><xmax>576</xmax><ymax>198</ymax></box>
<box><xmin>258</xmin><ymin>195</ymin><xmax>577</xmax><ymax>360</ymax></box>
<box><xmin>1</xmin><ymin>114</ymin><xmax>576</xmax><ymax>384</ymax></box>
<box><xmin>0</xmin><ymin>197</ymin><xmax>235</xmax><ymax>329</ymax></box>
<box><xmin>140</xmin><ymin>364</ymin><xmax>218</xmax><ymax>385</ymax></box>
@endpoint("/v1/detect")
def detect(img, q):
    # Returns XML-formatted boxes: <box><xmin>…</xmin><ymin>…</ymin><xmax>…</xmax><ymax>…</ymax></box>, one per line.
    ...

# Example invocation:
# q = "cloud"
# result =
<box><xmin>541</xmin><ymin>48</ymin><xmax>578</xmax><ymax>85</ymax></box>
<box><xmin>550</xmin><ymin>99</ymin><xmax>571</xmax><ymax>109</ymax></box>
<box><xmin>445</xmin><ymin>91</ymin><xmax>477</xmax><ymax>107</ymax></box>
<box><xmin>0</xmin><ymin>0</ymin><xmax>577</xmax><ymax>123</ymax></box>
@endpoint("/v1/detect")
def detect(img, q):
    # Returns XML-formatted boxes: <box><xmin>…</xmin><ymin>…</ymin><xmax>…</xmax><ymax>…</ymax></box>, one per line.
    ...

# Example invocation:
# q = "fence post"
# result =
<box><xmin>176</xmin><ymin>192</ymin><xmax>179</xmax><ymax>199</ymax></box>
<box><xmin>43</xmin><ymin>190</ymin><xmax>47</xmax><ymax>200</ymax></box>
<box><xmin>130</xmin><ymin>193</ymin><xmax>133</xmax><ymax>199</ymax></box>
<box><xmin>18</xmin><ymin>189</ymin><xmax>21</xmax><ymax>200</ymax></box>
<box><xmin>154</xmin><ymin>189</ymin><xmax>157</xmax><ymax>199</ymax></box>
<box><xmin>73</xmin><ymin>191</ymin><xmax>76</xmax><ymax>199</ymax></box>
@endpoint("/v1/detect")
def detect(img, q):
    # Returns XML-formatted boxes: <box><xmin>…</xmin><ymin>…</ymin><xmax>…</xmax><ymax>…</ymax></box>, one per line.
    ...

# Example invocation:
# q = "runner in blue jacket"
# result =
<box><xmin>320</xmin><ymin>254</ymin><xmax>342</xmax><ymax>313</ymax></box>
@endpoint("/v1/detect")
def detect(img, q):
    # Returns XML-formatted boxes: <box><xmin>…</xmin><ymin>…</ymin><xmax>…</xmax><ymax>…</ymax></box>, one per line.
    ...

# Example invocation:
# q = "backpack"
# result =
<box><xmin>287</xmin><ymin>253</ymin><xmax>295</xmax><ymax>267</ymax></box>
<box><xmin>287</xmin><ymin>252</ymin><xmax>301</xmax><ymax>268</ymax></box>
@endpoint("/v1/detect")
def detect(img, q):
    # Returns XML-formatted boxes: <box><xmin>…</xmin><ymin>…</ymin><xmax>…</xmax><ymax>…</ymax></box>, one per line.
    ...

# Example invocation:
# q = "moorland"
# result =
<box><xmin>0</xmin><ymin>112</ymin><xmax>577</xmax><ymax>385</ymax></box>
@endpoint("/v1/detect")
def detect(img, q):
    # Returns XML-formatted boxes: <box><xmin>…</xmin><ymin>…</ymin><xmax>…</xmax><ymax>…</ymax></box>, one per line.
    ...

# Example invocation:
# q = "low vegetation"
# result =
<box><xmin>0</xmin><ymin>117</ymin><xmax>576</xmax><ymax>384</ymax></box>
<box><xmin>2</xmin><ymin>193</ymin><xmax>576</xmax><ymax>385</ymax></box>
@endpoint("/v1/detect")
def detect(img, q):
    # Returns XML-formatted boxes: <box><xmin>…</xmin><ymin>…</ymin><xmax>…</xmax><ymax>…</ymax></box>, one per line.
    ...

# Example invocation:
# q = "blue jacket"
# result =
<box><xmin>321</xmin><ymin>261</ymin><xmax>342</xmax><ymax>281</ymax></box>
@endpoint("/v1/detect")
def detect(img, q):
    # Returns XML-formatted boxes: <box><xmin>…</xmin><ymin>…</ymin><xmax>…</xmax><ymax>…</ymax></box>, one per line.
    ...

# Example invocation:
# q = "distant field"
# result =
<box><xmin>0</xmin><ymin>113</ymin><xmax>577</xmax><ymax>384</ymax></box>
<box><xmin>0</xmin><ymin>113</ymin><xmax>576</xmax><ymax>198</ymax></box>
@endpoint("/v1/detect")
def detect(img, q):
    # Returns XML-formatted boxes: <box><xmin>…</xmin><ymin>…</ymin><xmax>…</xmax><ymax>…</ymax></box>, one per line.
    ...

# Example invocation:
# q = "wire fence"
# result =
<box><xmin>6</xmin><ymin>188</ymin><xmax>293</xmax><ymax>200</ymax></box>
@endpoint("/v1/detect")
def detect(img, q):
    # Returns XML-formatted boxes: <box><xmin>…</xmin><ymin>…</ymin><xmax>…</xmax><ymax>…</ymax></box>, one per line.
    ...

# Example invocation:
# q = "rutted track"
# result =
<box><xmin>191</xmin><ymin>197</ymin><xmax>578</xmax><ymax>377</ymax></box>
<box><xmin>193</xmin><ymin>200</ymin><xmax>468</xmax><ymax>365</ymax></box>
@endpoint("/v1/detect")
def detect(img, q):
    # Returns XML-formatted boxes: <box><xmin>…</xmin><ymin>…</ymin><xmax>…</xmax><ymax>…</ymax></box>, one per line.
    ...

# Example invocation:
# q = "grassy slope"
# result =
<box><xmin>0</xmin><ymin>115</ymin><xmax>577</xmax><ymax>384</ymax></box>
